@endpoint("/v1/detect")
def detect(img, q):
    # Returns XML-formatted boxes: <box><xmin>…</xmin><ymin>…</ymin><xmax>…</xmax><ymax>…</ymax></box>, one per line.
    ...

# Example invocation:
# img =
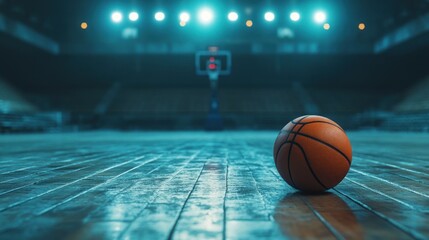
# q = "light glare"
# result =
<box><xmin>314</xmin><ymin>11</ymin><xmax>327</xmax><ymax>24</ymax></box>
<box><xmin>179</xmin><ymin>12</ymin><xmax>190</xmax><ymax>22</ymax></box>
<box><xmin>198</xmin><ymin>7</ymin><xmax>214</xmax><ymax>24</ymax></box>
<box><xmin>323</xmin><ymin>23</ymin><xmax>330</xmax><ymax>30</ymax></box>
<box><xmin>264</xmin><ymin>11</ymin><xmax>275</xmax><ymax>22</ymax></box>
<box><xmin>111</xmin><ymin>12</ymin><xmax>123</xmax><ymax>23</ymax></box>
<box><xmin>155</xmin><ymin>12</ymin><xmax>165</xmax><ymax>21</ymax></box>
<box><xmin>290</xmin><ymin>12</ymin><xmax>300</xmax><ymax>22</ymax></box>
<box><xmin>129</xmin><ymin>12</ymin><xmax>139</xmax><ymax>22</ymax></box>
<box><xmin>228</xmin><ymin>12</ymin><xmax>238</xmax><ymax>22</ymax></box>
<box><xmin>81</xmin><ymin>22</ymin><xmax>88</xmax><ymax>30</ymax></box>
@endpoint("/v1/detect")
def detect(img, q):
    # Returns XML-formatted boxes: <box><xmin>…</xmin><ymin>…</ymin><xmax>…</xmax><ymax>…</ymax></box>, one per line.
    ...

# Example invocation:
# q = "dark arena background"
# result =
<box><xmin>1</xmin><ymin>0</ymin><xmax>429</xmax><ymax>239</ymax></box>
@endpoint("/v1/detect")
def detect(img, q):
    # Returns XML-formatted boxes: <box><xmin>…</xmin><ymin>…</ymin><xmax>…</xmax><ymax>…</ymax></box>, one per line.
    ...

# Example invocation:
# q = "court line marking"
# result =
<box><xmin>0</xmin><ymin>157</ymin><xmax>74</xmax><ymax>175</ymax></box>
<box><xmin>0</xmin><ymin>166</ymin><xmax>92</xmax><ymax>197</ymax></box>
<box><xmin>344</xmin><ymin>178</ymin><xmax>415</xmax><ymax>209</ymax></box>
<box><xmin>82</xmin><ymin>159</ymin><xmax>171</xmax><ymax>223</ymax></box>
<box><xmin>118</xmin><ymin>149</ymin><xmax>202</xmax><ymax>239</ymax></box>
<box><xmin>222</xmin><ymin>156</ymin><xmax>229</xmax><ymax>240</ymax></box>
<box><xmin>354</xmin><ymin>156</ymin><xmax>429</xmax><ymax>178</ymax></box>
<box><xmin>355</xmin><ymin>152</ymin><xmax>428</xmax><ymax>164</ymax></box>
<box><xmin>334</xmin><ymin>188</ymin><xmax>426</xmax><ymax>240</ymax></box>
<box><xmin>0</xmin><ymin>166</ymin><xmax>37</xmax><ymax>175</ymax></box>
<box><xmin>0</xmin><ymin>151</ymin><xmax>171</xmax><ymax>233</ymax></box>
<box><xmin>0</xmin><ymin>155</ymin><xmax>147</xmax><ymax>212</ymax></box>
<box><xmin>82</xmin><ymin>143</ymin><xmax>202</xmax><ymax>225</ymax></box>
<box><xmin>0</xmin><ymin>153</ymin><xmax>79</xmax><ymax>174</ymax></box>
<box><xmin>350</xmin><ymin>169</ymin><xmax>429</xmax><ymax>199</ymax></box>
<box><xmin>166</xmin><ymin>163</ymin><xmax>206</xmax><ymax>240</ymax></box>
<box><xmin>0</xmin><ymin>152</ymin><xmax>118</xmax><ymax>184</ymax></box>
<box><xmin>0</xmin><ymin>151</ymin><xmax>139</xmax><ymax>197</ymax></box>
<box><xmin>36</xmin><ymin>155</ymin><xmax>162</xmax><ymax>215</ymax></box>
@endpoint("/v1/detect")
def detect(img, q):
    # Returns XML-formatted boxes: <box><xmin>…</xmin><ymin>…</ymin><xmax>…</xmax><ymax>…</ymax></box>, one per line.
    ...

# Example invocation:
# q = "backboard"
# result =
<box><xmin>195</xmin><ymin>50</ymin><xmax>232</xmax><ymax>80</ymax></box>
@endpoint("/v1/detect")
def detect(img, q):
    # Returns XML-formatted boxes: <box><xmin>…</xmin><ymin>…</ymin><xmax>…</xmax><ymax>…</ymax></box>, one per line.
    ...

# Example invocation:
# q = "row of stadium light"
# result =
<box><xmin>108</xmin><ymin>9</ymin><xmax>329</xmax><ymax>25</ymax></box>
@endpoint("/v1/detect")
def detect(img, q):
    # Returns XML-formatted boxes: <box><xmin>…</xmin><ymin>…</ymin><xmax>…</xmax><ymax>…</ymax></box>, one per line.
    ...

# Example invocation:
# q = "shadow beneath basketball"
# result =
<box><xmin>273</xmin><ymin>192</ymin><xmax>364</xmax><ymax>239</ymax></box>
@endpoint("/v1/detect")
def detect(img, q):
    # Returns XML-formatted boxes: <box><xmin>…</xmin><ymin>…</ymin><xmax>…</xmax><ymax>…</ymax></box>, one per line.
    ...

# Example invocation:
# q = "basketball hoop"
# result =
<box><xmin>194</xmin><ymin>50</ymin><xmax>231</xmax><ymax>131</ymax></box>
<box><xmin>195</xmin><ymin>50</ymin><xmax>232</xmax><ymax>77</ymax></box>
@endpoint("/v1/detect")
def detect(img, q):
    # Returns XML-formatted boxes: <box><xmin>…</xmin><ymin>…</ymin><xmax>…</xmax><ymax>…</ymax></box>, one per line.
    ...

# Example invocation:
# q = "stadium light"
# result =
<box><xmin>228</xmin><ymin>11</ymin><xmax>238</xmax><ymax>22</ymax></box>
<box><xmin>198</xmin><ymin>7</ymin><xmax>214</xmax><ymax>24</ymax></box>
<box><xmin>80</xmin><ymin>22</ymin><xmax>88</xmax><ymax>30</ymax></box>
<box><xmin>323</xmin><ymin>23</ymin><xmax>330</xmax><ymax>30</ymax></box>
<box><xmin>111</xmin><ymin>11</ymin><xmax>123</xmax><ymax>23</ymax></box>
<box><xmin>290</xmin><ymin>11</ymin><xmax>300</xmax><ymax>22</ymax></box>
<box><xmin>264</xmin><ymin>11</ymin><xmax>275</xmax><ymax>22</ymax></box>
<box><xmin>314</xmin><ymin>11</ymin><xmax>327</xmax><ymax>24</ymax></box>
<box><xmin>154</xmin><ymin>12</ymin><xmax>165</xmax><ymax>22</ymax></box>
<box><xmin>129</xmin><ymin>12</ymin><xmax>139</xmax><ymax>22</ymax></box>
<box><xmin>179</xmin><ymin>12</ymin><xmax>190</xmax><ymax>23</ymax></box>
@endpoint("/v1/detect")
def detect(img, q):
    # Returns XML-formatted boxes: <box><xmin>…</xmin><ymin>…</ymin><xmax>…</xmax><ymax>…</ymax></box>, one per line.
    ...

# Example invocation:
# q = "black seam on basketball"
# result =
<box><xmin>276</xmin><ymin>141</ymin><xmax>291</xmax><ymax>163</ymax></box>
<box><xmin>274</xmin><ymin>118</ymin><xmax>302</xmax><ymax>163</ymax></box>
<box><xmin>286</xmin><ymin>116</ymin><xmax>310</xmax><ymax>188</ymax></box>
<box><xmin>275</xmin><ymin>140</ymin><xmax>328</xmax><ymax>191</ymax></box>
<box><xmin>275</xmin><ymin>130</ymin><xmax>288</xmax><ymax>166</ymax></box>
<box><xmin>293</xmin><ymin>141</ymin><xmax>328</xmax><ymax>190</ymax></box>
<box><xmin>274</xmin><ymin>131</ymin><xmax>290</xmax><ymax>163</ymax></box>
<box><xmin>275</xmin><ymin>131</ymin><xmax>296</xmax><ymax>187</ymax></box>
<box><xmin>291</xmin><ymin>120</ymin><xmax>345</xmax><ymax>132</ymax></box>
<box><xmin>275</xmin><ymin>119</ymin><xmax>305</xmax><ymax>188</ymax></box>
<box><xmin>280</xmin><ymin>130</ymin><xmax>351</xmax><ymax>165</ymax></box>
<box><xmin>275</xmin><ymin>142</ymin><xmax>293</xmax><ymax>183</ymax></box>
<box><xmin>274</xmin><ymin>116</ymin><xmax>308</xmax><ymax>186</ymax></box>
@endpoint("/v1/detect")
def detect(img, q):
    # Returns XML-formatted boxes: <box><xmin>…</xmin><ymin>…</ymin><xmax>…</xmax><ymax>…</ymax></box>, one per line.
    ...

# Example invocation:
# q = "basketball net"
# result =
<box><xmin>208</xmin><ymin>71</ymin><xmax>219</xmax><ymax>81</ymax></box>
<box><xmin>208</xmin><ymin>63</ymin><xmax>221</xmax><ymax>84</ymax></box>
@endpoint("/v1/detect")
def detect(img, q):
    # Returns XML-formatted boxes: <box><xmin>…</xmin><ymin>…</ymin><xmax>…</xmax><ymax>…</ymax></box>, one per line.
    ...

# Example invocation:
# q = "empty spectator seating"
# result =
<box><xmin>109</xmin><ymin>88</ymin><xmax>210</xmax><ymax>114</ymax></box>
<box><xmin>379</xmin><ymin>77</ymin><xmax>429</xmax><ymax>131</ymax></box>
<box><xmin>108</xmin><ymin>88</ymin><xmax>304</xmax><ymax>114</ymax></box>
<box><xmin>395</xmin><ymin>77</ymin><xmax>429</xmax><ymax>113</ymax></box>
<box><xmin>0</xmin><ymin>112</ymin><xmax>63</xmax><ymax>132</ymax></box>
<box><xmin>0</xmin><ymin>78</ymin><xmax>36</xmax><ymax>113</ymax></box>
<box><xmin>41</xmin><ymin>88</ymin><xmax>108</xmax><ymax>113</ymax></box>
<box><xmin>307</xmin><ymin>88</ymin><xmax>382</xmax><ymax>114</ymax></box>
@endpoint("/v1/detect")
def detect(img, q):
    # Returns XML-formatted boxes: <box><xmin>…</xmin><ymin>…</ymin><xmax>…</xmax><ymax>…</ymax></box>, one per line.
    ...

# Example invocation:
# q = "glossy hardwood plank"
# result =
<box><xmin>0</xmin><ymin>131</ymin><xmax>427</xmax><ymax>239</ymax></box>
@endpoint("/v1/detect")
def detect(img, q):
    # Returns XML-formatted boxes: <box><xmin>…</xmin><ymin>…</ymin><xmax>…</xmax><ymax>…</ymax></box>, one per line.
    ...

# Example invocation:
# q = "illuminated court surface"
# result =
<box><xmin>0</xmin><ymin>131</ymin><xmax>428</xmax><ymax>240</ymax></box>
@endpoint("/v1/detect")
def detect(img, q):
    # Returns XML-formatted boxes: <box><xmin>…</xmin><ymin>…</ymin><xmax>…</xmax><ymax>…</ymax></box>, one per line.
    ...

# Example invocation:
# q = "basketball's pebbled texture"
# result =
<box><xmin>273</xmin><ymin>115</ymin><xmax>352</xmax><ymax>193</ymax></box>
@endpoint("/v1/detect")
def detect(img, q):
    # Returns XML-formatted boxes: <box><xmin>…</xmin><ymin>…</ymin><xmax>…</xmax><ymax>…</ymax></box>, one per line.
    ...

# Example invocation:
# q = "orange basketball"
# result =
<box><xmin>273</xmin><ymin>115</ymin><xmax>352</xmax><ymax>193</ymax></box>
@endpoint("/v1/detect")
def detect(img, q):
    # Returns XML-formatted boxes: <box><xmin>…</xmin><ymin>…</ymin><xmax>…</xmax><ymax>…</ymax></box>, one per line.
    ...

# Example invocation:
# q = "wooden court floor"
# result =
<box><xmin>0</xmin><ymin>131</ymin><xmax>428</xmax><ymax>240</ymax></box>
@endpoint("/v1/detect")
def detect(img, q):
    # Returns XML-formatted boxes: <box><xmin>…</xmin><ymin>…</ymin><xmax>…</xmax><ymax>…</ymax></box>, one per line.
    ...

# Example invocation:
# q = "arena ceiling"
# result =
<box><xmin>1</xmin><ymin>0</ymin><xmax>429</xmax><ymax>54</ymax></box>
